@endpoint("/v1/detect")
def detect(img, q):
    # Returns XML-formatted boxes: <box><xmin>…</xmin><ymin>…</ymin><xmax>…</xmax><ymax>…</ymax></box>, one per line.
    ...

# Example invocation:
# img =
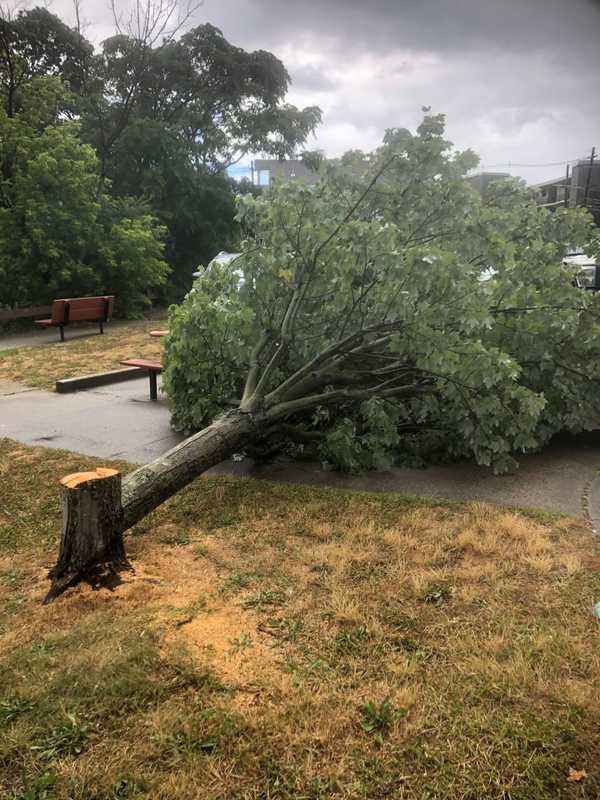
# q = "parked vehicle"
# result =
<box><xmin>564</xmin><ymin>250</ymin><xmax>599</xmax><ymax>291</ymax></box>
<box><xmin>192</xmin><ymin>251</ymin><xmax>241</xmax><ymax>280</ymax></box>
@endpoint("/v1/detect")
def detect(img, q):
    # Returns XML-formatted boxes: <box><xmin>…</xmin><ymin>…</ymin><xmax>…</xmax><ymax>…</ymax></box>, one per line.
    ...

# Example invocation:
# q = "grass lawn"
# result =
<box><xmin>1</xmin><ymin>438</ymin><xmax>599</xmax><ymax>799</ymax></box>
<box><xmin>0</xmin><ymin>320</ymin><xmax>168</xmax><ymax>390</ymax></box>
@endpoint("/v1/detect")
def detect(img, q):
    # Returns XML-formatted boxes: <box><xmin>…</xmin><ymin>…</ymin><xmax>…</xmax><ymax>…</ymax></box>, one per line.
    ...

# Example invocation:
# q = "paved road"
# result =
<box><xmin>2</xmin><ymin>377</ymin><xmax>600</xmax><ymax>521</ymax></box>
<box><xmin>221</xmin><ymin>438</ymin><xmax>600</xmax><ymax>520</ymax></box>
<box><xmin>0</xmin><ymin>378</ymin><xmax>181</xmax><ymax>464</ymax></box>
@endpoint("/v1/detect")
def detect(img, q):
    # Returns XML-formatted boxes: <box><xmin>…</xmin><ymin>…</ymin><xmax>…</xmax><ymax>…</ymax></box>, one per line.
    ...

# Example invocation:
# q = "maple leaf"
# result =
<box><xmin>567</xmin><ymin>767</ymin><xmax>588</xmax><ymax>782</ymax></box>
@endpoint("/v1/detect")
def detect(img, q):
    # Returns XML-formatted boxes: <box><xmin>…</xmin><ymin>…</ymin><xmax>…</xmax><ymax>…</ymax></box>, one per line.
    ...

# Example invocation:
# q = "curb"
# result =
<box><xmin>55</xmin><ymin>367</ymin><xmax>142</xmax><ymax>394</ymax></box>
<box><xmin>584</xmin><ymin>471</ymin><xmax>600</xmax><ymax>536</ymax></box>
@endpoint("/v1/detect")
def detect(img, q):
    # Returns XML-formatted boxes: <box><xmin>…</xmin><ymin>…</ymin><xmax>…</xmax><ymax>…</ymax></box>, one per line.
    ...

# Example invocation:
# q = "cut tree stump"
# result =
<box><xmin>45</xmin><ymin>468</ymin><xmax>130</xmax><ymax>603</ymax></box>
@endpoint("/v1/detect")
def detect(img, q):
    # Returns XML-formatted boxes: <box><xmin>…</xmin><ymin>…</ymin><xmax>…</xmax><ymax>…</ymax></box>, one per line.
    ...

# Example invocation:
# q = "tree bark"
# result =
<box><xmin>45</xmin><ymin>468</ymin><xmax>128</xmax><ymax>603</ymax></box>
<box><xmin>121</xmin><ymin>409</ymin><xmax>259</xmax><ymax>530</ymax></box>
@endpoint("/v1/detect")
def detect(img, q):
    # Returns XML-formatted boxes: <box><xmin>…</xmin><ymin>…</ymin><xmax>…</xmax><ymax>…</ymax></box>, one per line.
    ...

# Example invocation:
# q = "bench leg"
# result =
<box><xmin>149</xmin><ymin>370</ymin><xmax>158</xmax><ymax>401</ymax></box>
<box><xmin>59</xmin><ymin>325</ymin><xmax>65</xmax><ymax>343</ymax></box>
<box><xmin>99</xmin><ymin>320</ymin><xmax>104</xmax><ymax>334</ymax></box>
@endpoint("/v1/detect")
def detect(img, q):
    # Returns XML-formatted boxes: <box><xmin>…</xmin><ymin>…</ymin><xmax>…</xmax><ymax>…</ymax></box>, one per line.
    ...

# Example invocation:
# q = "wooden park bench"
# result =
<box><xmin>120</xmin><ymin>358</ymin><xmax>163</xmax><ymax>401</ymax></box>
<box><xmin>35</xmin><ymin>296</ymin><xmax>115</xmax><ymax>342</ymax></box>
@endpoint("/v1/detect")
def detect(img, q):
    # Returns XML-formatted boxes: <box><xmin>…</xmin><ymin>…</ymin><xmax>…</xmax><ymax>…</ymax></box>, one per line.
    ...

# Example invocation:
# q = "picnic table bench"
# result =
<box><xmin>35</xmin><ymin>296</ymin><xmax>114</xmax><ymax>341</ymax></box>
<box><xmin>120</xmin><ymin>358</ymin><xmax>163</xmax><ymax>400</ymax></box>
<box><xmin>120</xmin><ymin>329</ymin><xmax>167</xmax><ymax>400</ymax></box>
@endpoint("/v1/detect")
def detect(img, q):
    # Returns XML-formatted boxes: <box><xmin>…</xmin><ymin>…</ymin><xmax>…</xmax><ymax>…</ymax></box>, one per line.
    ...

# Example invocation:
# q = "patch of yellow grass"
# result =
<box><xmin>0</xmin><ymin>319</ymin><xmax>167</xmax><ymax>389</ymax></box>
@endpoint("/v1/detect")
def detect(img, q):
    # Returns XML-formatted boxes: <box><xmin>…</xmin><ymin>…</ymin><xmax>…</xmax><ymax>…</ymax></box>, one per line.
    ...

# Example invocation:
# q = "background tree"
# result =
<box><xmin>47</xmin><ymin>114</ymin><xmax>599</xmax><ymax>598</ymax></box>
<box><xmin>90</xmin><ymin>21</ymin><xmax>321</xmax><ymax>294</ymax></box>
<box><xmin>1</xmin><ymin>6</ymin><xmax>322</xmax><ymax>299</ymax></box>
<box><xmin>108</xmin><ymin>120</ymin><xmax>239</xmax><ymax>298</ymax></box>
<box><xmin>0</xmin><ymin>5</ymin><xmax>92</xmax><ymax>118</ymax></box>
<box><xmin>0</xmin><ymin>77</ymin><xmax>168</xmax><ymax>311</ymax></box>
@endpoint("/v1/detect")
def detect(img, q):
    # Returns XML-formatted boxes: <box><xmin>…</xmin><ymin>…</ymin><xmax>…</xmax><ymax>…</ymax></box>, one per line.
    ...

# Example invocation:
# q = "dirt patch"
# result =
<box><xmin>143</xmin><ymin>545</ymin><xmax>289</xmax><ymax>695</ymax></box>
<box><xmin>20</xmin><ymin>542</ymin><xmax>288</xmax><ymax>698</ymax></box>
<box><xmin>171</xmin><ymin>603</ymin><xmax>287</xmax><ymax>697</ymax></box>
<box><xmin>582</xmin><ymin>552</ymin><xmax>600</xmax><ymax>571</ymax></box>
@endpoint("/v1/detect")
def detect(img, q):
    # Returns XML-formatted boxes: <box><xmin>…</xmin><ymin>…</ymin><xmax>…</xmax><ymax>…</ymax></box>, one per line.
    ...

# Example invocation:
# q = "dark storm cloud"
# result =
<box><xmin>195</xmin><ymin>0</ymin><xmax>600</xmax><ymax>181</ymax></box>
<box><xmin>51</xmin><ymin>0</ymin><xmax>600</xmax><ymax>182</ymax></box>
<box><xmin>289</xmin><ymin>63</ymin><xmax>337</xmax><ymax>93</ymax></box>
<box><xmin>204</xmin><ymin>0</ymin><xmax>600</xmax><ymax>61</ymax></box>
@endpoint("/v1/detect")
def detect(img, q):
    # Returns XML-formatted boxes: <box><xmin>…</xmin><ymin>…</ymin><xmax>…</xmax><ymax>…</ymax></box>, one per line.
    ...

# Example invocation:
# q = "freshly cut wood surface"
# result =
<box><xmin>60</xmin><ymin>468</ymin><xmax>119</xmax><ymax>489</ymax></box>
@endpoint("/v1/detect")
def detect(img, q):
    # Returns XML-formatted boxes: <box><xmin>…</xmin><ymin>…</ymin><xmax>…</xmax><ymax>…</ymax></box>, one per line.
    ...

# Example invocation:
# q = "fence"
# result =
<box><xmin>0</xmin><ymin>305</ymin><xmax>52</xmax><ymax>322</ymax></box>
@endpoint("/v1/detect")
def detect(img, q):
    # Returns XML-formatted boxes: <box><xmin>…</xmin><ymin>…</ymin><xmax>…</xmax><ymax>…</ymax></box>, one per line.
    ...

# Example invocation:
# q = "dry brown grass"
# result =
<box><xmin>0</xmin><ymin>319</ymin><xmax>167</xmax><ymax>390</ymax></box>
<box><xmin>1</xmin><ymin>439</ymin><xmax>600</xmax><ymax>799</ymax></box>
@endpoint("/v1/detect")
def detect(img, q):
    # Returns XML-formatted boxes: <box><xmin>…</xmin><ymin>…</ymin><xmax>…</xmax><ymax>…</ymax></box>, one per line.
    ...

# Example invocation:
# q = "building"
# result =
<box><xmin>570</xmin><ymin>159</ymin><xmax>600</xmax><ymax>214</ymax></box>
<box><xmin>532</xmin><ymin>158</ymin><xmax>600</xmax><ymax>224</ymax></box>
<box><xmin>533</xmin><ymin>175</ymin><xmax>569</xmax><ymax>209</ymax></box>
<box><xmin>251</xmin><ymin>159</ymin><xmax>318</xmax><ymax>187</ymax></box>
<box><xmin>465</xmin><ymin>172</ymin><xmax>511</xmax><ymax>197</ymax></box>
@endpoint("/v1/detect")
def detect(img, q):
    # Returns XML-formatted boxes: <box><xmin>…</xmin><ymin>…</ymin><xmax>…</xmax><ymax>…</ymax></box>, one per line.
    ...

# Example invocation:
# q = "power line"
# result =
<box><xmin>479</xmin><ymin>157</ymin><xmax>591</xmax><ymax>169</ymax></box>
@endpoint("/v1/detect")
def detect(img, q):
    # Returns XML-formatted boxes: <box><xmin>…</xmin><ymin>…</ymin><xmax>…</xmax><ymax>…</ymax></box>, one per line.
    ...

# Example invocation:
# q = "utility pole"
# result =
<box><xmin>583</xmin><ymin>146</ymin><xmax>596</xmax><ymax>209</ymax></box>
<box><xmin>564</xmin><ymin>163</ymin><xmax>570</xmax><ymax>208</ymax></box>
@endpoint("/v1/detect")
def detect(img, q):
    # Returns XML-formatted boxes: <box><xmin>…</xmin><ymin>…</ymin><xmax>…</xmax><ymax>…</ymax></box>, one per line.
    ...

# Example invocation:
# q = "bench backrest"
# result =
<box><xmin>50</xmin><ymin>300</ymin><xmax>68</xmax><ymax>324</ymax></box>
<box><xmin>53</xmin><ymin>296</ymin><xmax>115</xmax><ymax>323</ymax></box>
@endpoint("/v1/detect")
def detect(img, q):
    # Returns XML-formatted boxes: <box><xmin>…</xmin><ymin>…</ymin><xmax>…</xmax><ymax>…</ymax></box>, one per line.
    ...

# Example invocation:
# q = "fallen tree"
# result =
<box><xmin>46</xmin><ymin>114</ymin><xmax>600</xmax><ymax>601</ymax></box>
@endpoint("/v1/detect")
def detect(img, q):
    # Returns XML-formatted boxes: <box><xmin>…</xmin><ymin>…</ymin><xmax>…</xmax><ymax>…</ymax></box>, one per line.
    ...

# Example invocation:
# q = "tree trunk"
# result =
<box><xmin>45</xmin><ymin>410</ymin><xmax>260</xmax><ymax>602</ymax></box>
<box><xmin>45</xmin><ymin>468</ymin><xmax>128</xmax><ymax>603</ymax></box>
<box><xmin>121</xmin><ymin>409</ymin><xmax>258</xmax><ymax>530</ymax></box>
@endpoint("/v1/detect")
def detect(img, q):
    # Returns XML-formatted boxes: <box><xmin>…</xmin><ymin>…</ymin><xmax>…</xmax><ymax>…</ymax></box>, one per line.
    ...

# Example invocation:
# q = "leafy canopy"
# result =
<box><xmin>164</xmin><ymin>114</ymin><xmax>599</xmax><ymax>473</ymax></box>
<box><xmin>0</xmin><ymin>77</ymin><xmax>168</xmax><ymax>311</ymax></box>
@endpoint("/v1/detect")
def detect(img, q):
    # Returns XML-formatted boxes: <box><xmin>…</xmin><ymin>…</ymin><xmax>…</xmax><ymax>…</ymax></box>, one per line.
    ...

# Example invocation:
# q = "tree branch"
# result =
<box><xmin>491</xmin><ymin>305</ymin><xmax>585</xmax><ymax>314</ymax></box>
<box><xmin>265</xmin><ymin>380</ymin><xmax>430</xmax><ymax>420</ymax></box>
<box><xmin>311</xmin><ymin>153</ymin><xmax>399</xmax><ymax>264</ymax></box>
<box><xmin>248</xmin><ymin>284</ymin><xmax>303</xmax><ymax>404</ymax></box>
<box><xmin>241</xmin><ymin>330</ymin><xmax>271</xmax><ymax>407</ymax></box>
<box><xmin>264</xmin><ymin>321</ymin><xmax>404</xmax><ymax>407</ymax></box>
<box><xmin>262</xmin><ymin>423</ymin><xmax>326</xmax><ymax>444</ymax></box>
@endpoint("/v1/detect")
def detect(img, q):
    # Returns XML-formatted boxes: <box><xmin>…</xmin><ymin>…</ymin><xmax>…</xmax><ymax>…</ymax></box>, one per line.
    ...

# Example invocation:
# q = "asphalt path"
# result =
<box><xmin>1</xmin><ymin>376</ymin><xmax>599</xmax><ymax>522</ymax></box>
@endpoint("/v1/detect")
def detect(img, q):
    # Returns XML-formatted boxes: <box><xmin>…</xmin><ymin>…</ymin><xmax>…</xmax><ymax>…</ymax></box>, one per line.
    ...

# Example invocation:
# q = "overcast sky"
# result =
<box><xmin>54</xmin><ymin>0</ymin><xmax>600</xmax><ymax>184</ymax></box>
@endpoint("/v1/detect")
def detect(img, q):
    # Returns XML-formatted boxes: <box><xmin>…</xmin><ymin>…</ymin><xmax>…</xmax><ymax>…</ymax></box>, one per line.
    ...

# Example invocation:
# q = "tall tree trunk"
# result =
<box><xmin>46</xmin><ymin>410</ymin><xmax>260</xmax><ymax>601</ymax></box>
